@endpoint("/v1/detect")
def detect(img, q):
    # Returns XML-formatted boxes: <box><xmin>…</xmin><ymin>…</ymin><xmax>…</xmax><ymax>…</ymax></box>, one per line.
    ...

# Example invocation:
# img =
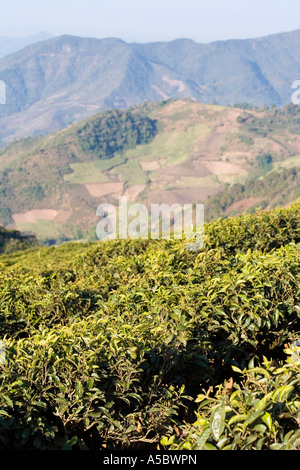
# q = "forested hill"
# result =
<box><xmin>0</xmin><ymin>226</ymin><xmax>37</xmax><ymax>254</ymax></box>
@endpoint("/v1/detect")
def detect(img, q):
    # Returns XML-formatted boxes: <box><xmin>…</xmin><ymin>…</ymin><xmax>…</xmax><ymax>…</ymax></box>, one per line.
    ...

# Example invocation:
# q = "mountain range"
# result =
<box><xmin>0</xmin><ymin>29</ymin><xmax>300</xmax><ymax>144</ymax></box>
<box><xmin>0</xmin><ymin>32</ymin><xmax>54</xmax><ymax>59</ymax></box>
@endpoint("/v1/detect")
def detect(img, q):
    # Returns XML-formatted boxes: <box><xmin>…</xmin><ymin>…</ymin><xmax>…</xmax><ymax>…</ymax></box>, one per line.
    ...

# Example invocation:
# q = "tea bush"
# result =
<box><xmin>0</xmin><ymin>201</ymin><xmax>299</xmax><ymax>449</ymax></box>
<box><xmin>160</xmin><ymin>348</ymin><xmax>300</xmax><ymax>450</ymax></box>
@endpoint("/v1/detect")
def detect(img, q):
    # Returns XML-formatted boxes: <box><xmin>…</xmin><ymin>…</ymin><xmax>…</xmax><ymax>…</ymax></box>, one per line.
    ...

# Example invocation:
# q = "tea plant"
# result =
<box><xmin>0</xmin><ymin>201</ymin><xmax>299</xmax><ymax>449</ymax></box>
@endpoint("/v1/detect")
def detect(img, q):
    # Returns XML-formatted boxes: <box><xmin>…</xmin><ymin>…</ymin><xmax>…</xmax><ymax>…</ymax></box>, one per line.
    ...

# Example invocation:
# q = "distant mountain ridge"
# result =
<box><xmin>0</xmin><ymin>29</ymin><xmax>300</xmax><ymax>144</ymax></box>
<box><xmin>0</xmin><ymin>32</ymin><xmax>54</xmax><ymax>59</ymax></box>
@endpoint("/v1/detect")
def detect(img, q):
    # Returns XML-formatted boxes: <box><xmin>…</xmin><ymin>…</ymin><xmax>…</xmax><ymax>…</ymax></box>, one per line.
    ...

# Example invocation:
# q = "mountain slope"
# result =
<box><xmin>0</xmin><ymin>30</ymin><xmax>300</xmax><ymax>143</ymax></box>
<box><xmin>0</xmin><ymin>99</ymin><xmax>299</xmax><ymax>244</ymax></box>
<box><xmin>133</xmin><ymin>30</ymin><xmax>300</xmax><ymax>106</ymax></box>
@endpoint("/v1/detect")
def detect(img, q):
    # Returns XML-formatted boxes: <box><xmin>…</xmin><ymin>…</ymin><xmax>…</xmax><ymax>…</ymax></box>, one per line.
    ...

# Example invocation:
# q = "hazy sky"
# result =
<box><xmin>1</xmin><ymin>0</ymin><xmax>300</xmax><ymax>43</ymax></box>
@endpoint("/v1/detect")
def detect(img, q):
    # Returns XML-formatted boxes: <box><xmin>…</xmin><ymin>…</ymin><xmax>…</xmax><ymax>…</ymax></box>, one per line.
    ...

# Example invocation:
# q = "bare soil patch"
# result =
<box><xmin>85</xmin><ymin>182</ymin><xmax>124</xmax><ymax>198</ymax></box>
<box><xmin>162</xmin><ymin>75</ymin><xmax>186</xmax><ymax>93</ymax></box>
<box><xmin>123</xmin><ymin>185</ymin><xmax>146</xmax><ymax>201</ymax></box>
<box><xmin>153</xmin><ymin>159</ymin><xmax>211</xmax><ymax>184</ymax></box>
<box><xmin>146</xmin><ymin>186</ymin><xmax>221</xmax><ymax>207</ymax></box>
<box><xmin>226</xmin><ymin>198</ymin><xmax>262</xmax><ymax>214</ymax></box>
<box><xmin>140</xmin><ymin>160</ymin><xmax>161</xmax><ymax>171</ymax></box>
<box><xmin>12</xmin><ymin>209</ymin><xmax>71</xmax><ymax>224</ymax></box>
<box><xmin>202</xmin><ymin>160</ymin><xmax>247</xmax><ymax>176</ymax></box>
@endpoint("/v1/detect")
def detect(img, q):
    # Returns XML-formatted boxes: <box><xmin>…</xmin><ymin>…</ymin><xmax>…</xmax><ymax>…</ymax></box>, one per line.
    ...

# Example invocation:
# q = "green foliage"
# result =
<box><xmin>0</xmin><ymin>202</ymin><xmax>299</xmax><ymax>449</ymax></box>
<box><xmin>205</xmin><ymin>167</ymin><xmax>300</xmax><ymax>221</ymax></box>
<box><xmin>76</xmin><ymin>109</ymin><xmax>157</xmax><ymax>158</ymax></box>
<box><xmin>244</xmin><ymin>104</ymin><xmax>300</xmax><ymax>135</ymax></box>
<box><xmin>256</xmin><ymin>153</ymin><xmax>273</xmax><ymax>172</ymax></box>
<box><xmin>0</xmin><ymin>226</ymin><xmax>38</xmax><ymax>254</ymax></box>
<box><xmin>205</xmin><ymin>200</ymin><xmax>300</xmax><ymax>254</ymax></box>
<box><xmin>161</xmin><ymin>351</ymin><xmax>300</xmax><ymax>450</ymax></box>
<box><xmin>0</xmin><ymin>208</ymin><xmax>12</xmax><ymax>227</ymax></box>
<box><xmin>21</xmin><ymin>183</ymin><xmax>45</xmax><ymax>201</ymax></box>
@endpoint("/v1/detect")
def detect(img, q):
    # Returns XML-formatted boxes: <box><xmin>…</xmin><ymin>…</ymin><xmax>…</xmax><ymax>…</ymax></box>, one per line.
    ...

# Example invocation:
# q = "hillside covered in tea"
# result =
<box><xmin>0</xmin><ymin>201</ymin><xmax>299</xmax><ymax>450</ymax></box>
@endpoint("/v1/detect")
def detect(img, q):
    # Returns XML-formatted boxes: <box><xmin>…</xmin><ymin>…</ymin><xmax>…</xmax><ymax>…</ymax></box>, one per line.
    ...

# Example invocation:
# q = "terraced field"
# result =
<box><xmin>0</xmin><ymin>99</ymin><xmax>300</xmax><ymax>243</ymax></box>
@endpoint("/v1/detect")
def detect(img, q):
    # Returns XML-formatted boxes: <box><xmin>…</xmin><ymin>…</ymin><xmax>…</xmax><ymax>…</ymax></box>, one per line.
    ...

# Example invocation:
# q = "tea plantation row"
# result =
<box><xmin>0</xmin><ymin>201</ymin><xmax>299</xmax><ymax>450</ymax></box>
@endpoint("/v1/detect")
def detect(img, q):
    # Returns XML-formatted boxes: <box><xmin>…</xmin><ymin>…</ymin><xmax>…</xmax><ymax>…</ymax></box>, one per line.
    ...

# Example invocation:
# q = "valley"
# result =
<box><xmin>0</xmin><ymin>98</ymin><xmax>299</xmax><ymax>244</ymax></box>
